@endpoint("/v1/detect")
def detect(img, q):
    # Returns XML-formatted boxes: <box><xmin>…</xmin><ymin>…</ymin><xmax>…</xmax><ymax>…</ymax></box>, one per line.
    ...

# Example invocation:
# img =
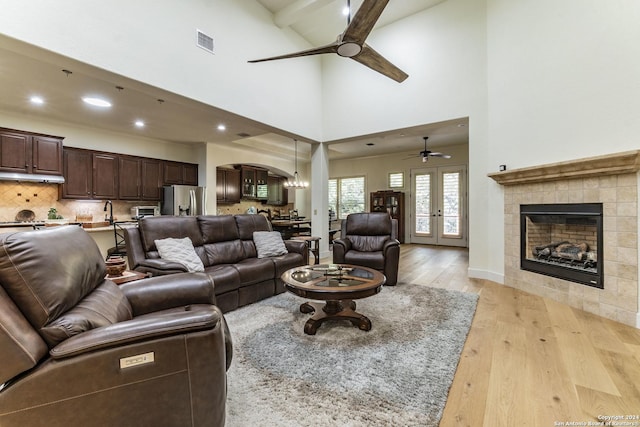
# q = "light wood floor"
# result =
<box><xmin>326</xmin><ymin>244</ymin><xmax>640</xmax><ymax>425</ymax></box>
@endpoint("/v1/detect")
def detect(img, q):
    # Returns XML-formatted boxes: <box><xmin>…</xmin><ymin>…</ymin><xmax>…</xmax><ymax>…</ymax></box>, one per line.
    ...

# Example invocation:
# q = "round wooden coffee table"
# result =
<box><xmin>281</xmin><ymin>264</ymin><xmax>386</xmax><ymax>335</ymax></box>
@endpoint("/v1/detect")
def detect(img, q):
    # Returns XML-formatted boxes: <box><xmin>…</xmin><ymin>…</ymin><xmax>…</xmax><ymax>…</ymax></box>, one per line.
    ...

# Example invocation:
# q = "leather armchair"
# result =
<box><xmin>0</xmin><ymin>226</ymin><xmax>232</xmax><ymax>427</ymax></box>
<box><xmin>332</xmin><ymin>212</ymin><xmax>401</xmax><ymax>286</ymax></box>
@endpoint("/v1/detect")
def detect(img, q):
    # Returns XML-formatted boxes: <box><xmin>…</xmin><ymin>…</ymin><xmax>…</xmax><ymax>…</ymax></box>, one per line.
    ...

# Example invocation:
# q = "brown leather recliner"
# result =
<box><xmin>0</xmin><ymin>226</ymin><xmax>232</xmax><ymax>427</ymax></box>
<box><xmin>332</xmin><ymin>212</ymin><xmax>401</xmax><ymax>286</ymax></box>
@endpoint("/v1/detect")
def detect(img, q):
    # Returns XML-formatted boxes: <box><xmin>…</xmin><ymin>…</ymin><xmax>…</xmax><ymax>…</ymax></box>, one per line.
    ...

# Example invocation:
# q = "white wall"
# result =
<box><xmin>322</xmin><ymin>0</ymin><xmax>490</xmax><ymax>278</ymax></box>
<box><xmin>321</xmin><ymin>0</ymin><xmax>487</xmax><ymax>142</ymax></box>
<box><xmin>0</xmin><ymin>0</ymin><xmax>324</xmax><ymax>141</ymax></box>
<box><xmin>487</xmin><ymin>0</ymin><xmax>640</xmax><ymax>168</ymax></box>
<box><xmin>330</xmin><ymin>143</ymin><xmax>470</xmax><ymax>243</ymax></box>
<box><xmin>484</xmin><ymin>0</ymin><xmax>640</xmax><ymax>279</ymax></box>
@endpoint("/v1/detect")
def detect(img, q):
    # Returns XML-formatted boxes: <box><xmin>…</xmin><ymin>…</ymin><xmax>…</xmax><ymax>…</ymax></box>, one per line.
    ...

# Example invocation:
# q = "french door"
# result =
<box><xmin>410</xmin><ymin>166</ymin><xmax>467</xmax><ymax>247</ymax></box>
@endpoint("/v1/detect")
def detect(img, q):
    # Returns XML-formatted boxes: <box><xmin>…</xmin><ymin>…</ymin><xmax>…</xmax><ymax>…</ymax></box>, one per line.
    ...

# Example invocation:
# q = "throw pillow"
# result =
<box><xmin>154</xmin><ymin>237</ymin><xmax>205</xmax><ymax>272</ymax></box>
<box><xmin>253</xmin><ymin>231</ymin><xmax>288</xmax><ymax>258</ymax></box>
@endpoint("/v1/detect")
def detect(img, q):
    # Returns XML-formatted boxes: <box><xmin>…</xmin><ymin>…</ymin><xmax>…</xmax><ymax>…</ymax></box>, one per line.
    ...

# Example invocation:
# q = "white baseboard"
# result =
<box><xmin>468</xmin><ymin>268</ymin><xmax>504</xmax><ymax>284</ymax></box>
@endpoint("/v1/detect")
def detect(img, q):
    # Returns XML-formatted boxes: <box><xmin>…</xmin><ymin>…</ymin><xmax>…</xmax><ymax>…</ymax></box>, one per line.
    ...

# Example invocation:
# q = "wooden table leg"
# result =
<box><xmin>298</xmin><ymin>300</ymin><xmax>372</xmax><ymax>335</ymax></box>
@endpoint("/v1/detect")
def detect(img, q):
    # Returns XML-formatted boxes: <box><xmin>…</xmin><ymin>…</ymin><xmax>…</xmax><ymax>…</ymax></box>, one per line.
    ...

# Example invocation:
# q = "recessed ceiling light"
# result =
<box><xmin>342</xmin><ymin>6</ymin><xmax>350</xmax><ymax>16</ymax></box>
<box><xmin>134</xmin><ymin>120</ymin><xmax>145</xmax><ymax>128</ymax></box>
<box><xmin>30</xmin><ymin>96</ymin><xmax>44</xmax><ymax>105</ymax></box>
<box><xmin>217</xmin><ymin>124</ymin><xmax>226</xmax><ymax>131</ymax></box>
<box><xmin>82</xmin><ymin>97</ymin><xmax>112</xmax><ymax>108</ymax></box>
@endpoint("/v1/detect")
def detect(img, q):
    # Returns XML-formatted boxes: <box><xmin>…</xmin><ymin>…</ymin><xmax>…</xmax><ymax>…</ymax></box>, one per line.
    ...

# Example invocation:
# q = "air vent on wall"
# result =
<box><xmin>196</xmin><ymin>29</ymin><xmax>214</xmax><ymax>54</ymax></box>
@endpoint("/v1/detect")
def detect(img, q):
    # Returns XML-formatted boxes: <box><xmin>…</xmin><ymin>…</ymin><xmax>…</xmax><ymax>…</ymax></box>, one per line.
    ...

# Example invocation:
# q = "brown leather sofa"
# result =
<box><xmin>0</xmin><ymin>225</ymin><xmax>232</xmax><ymax>427</ymax></box>
<box><xmin>124</xmin><ymin>214</ymin><xmax>309</xmax><ymax>313</ymax></box>
<box><xmin>332</xmin><ymin>212</ymin><xmax>401</xmax><ymax>286</ymax></box>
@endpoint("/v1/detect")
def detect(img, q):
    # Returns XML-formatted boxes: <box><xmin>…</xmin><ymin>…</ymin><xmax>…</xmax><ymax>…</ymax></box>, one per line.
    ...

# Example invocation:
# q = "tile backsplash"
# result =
<box><xmin>0</xmin><ymin>182</ymin><xmax>292</xmax><ymax>222</ymax></box>
<box><xmin>0</xmin><ymin>182</ymin><xmax>151</xmax><ymax>222</ymax></box>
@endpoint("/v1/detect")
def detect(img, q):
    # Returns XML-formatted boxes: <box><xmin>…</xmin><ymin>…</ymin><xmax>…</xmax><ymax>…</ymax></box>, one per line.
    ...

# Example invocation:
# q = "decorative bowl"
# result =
<box><xmin>105</xmin><ymin>257</ymin><xmax>126</xmax><ymax>276</ymax></box>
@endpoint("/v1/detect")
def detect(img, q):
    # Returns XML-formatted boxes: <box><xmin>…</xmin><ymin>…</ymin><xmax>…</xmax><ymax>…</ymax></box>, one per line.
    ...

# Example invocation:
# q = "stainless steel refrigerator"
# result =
<box><xmin>161</xmin><ymin>185</ymin><xmax>206</xmax><ymax>216</ymax></box>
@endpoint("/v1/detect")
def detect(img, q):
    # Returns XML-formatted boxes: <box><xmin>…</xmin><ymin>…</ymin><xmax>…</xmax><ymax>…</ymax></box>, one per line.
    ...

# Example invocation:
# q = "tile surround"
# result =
<box><xmin>490</xmin><ymin>151</ymin><xmax>640</xmax><ymax>327</ymax></box>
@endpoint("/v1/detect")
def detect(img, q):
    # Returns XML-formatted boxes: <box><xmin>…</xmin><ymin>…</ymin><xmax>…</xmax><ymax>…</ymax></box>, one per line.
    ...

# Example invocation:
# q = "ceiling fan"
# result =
<box><xmin>248</xmin><ymin>0</ymin><xmax>408</xmax><ymax>83</ymax></box>
<box><xmin>411</xmin><ymin>136</ymin><xmax>452</xmax><ymax>162</ymax></box>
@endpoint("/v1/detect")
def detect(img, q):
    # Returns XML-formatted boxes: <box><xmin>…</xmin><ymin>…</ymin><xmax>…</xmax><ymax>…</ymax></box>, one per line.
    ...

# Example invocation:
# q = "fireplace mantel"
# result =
<box><xmin>488</xmin><ymin>150</ymin><xmax>640</xmax><ymax>185</ymax></box>
<box><xmin>496</xmin><ymin>150</ymin><xmax>639</xmax><ymax>327</ymax></box>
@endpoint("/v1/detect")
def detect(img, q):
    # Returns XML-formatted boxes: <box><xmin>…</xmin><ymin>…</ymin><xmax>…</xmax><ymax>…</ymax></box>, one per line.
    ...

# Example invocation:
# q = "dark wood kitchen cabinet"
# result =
<box><xmin>61</xmin><ymin>149</ymin><xmax>118</xmax><ymax>200</ymax></box>
<box><xmin>92</xmin><ymin>153</ymin><xmax>118</xmax><ymax>199</ymax></box>
<box><xmin>61</xmin><ymin>147</ymin><xmax>197</xmax><ymax>201</ymax></box>
<box><xmin>163</xmin><ymin>161</ymin><xmax>198</xmax><ymax>186</ymax></box>
<box><xmin>163</xmin><ymin>161</ymin><xmax>183</xmax><ymax>185</ymax></box>
<box><xmin>183</xmin><ymin>163</ymin><xmax>198</xmax><ymax>185</ymax></box>
<box><xmin>61</xmin><ymin>149</ymin><xmax>93</xmax><ymax>199</ymax></box>
<box><xmin>141</xmin><ymin>158</ymin><xmax>163</xmax><ymax>201</ymax></box>
<box><xmin>32</xmin><ymin>136</ymin><xmax>64</xmax><ymax>175</ymax></box>
<box><xmin>267</xmin><ymin>175</ymin><xmax>288</xmax><ymax>206</ymax></box>
<box><xmin>0</xmin><ymin>128</ymin><xmax>63</xmax><ymax>176</ymax></box>
<box><xmin>216</xmin><ymin>168</ymin><xmax>241</xmax><ymax>204</ymax></box>
<box><xmin>118</xmin><ymin>156</ymin><xmax>142</xmax><ymax>200</ymax></box>
<box><xmin>239</xmin><ymin>166</ymin><xmax>268</xmax><ymax>199</ymax></box>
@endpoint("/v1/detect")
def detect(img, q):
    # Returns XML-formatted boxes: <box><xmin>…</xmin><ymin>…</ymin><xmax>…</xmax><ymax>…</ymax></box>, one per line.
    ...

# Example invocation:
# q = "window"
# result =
<box><xmin>388</xmin><ymin>172</ymin><xmax>404</xmax><ymax>188</ymax></box>
<box><xmin>328</xmin><ymin>176</ymin><xmax>366</xmax><ymax>219</ymax></box>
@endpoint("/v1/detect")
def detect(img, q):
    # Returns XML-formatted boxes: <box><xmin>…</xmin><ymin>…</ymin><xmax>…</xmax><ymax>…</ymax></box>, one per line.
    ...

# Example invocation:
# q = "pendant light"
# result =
<box><xmin>284</xmin><ymin>139</ymin><xmax>308</xmax><ymax>189</ymax></box>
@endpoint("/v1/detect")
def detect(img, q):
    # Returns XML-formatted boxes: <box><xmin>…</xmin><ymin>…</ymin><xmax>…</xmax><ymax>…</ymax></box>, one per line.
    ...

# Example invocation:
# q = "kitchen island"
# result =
<box><xmin>0</xmin><ymin>220</ymin><xmax>138</xmax><ymax>260</ymax></box>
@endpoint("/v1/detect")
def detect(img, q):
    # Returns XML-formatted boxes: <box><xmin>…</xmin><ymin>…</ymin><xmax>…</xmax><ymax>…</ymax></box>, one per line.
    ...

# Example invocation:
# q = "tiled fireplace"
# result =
<box><xmin>521</xmin><ymin>203</ymin><xmax>603</xmax><ymax>289</ymax></box>
<box><xmin>489</xmin><ymin>151</ymin><xmax>639</xmax><ymax>327</ymax></box>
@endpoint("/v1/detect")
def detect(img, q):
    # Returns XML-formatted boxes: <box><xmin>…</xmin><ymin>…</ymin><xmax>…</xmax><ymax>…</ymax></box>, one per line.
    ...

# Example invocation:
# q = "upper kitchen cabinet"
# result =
<box><xmin>32</xmin><ymin>136</ymin><xmax>63</xmax><ymax>175</ymax></box>
<box><xmin>61</xmin><ymin>147</ymin><xmax>197</xmax><ymax>201</ymax></box>
<box><xmin>118</xmin><ymin>156</ymin><xmax>142</xmax><ymax>200</ymax></box>
<box><xmin>267</xmin><ymin>175</ymin><xmax>288</xmax><ymax>206</ymax></box>
<box><xmin>216</xmin><ymin>167</ymin><xmax>241</xmax><ymax>204</ymax></box>
<box><xmin>61</xmin><ymin>148</ymin><xmax>118</xmax><ymax>200</ymax></box>
<box><xmin>163</xmin><ymin>161</ymin><xmax>198</xmax><ymax>186</ymax></box>
<box><xmin>183</xmin><ymin>163</ymin><xmax>198</xmax><ymax>186</ymax></box>
<box><xmin>141</xmin><ymin>158</ymin><xmax>163</xmax><ymax>201</ymax></box>
<box><xmin>61</xmin><ymin>148</ymin><xmax>93</xmax><ymax>199</ymax></box>
<box><xmin>240</xmin><ymin>166</ymin><xmax>268</xmax><ymax>199</ymax></box>
<box><xmin>92</xmin><ymin>153</ymin><xmax>118</xmax><ymax>199</ymax></box>
<box><xmin>0</xmin><ymin>128</ymin><xmax>63</xmax><ymax>176</ymax></box>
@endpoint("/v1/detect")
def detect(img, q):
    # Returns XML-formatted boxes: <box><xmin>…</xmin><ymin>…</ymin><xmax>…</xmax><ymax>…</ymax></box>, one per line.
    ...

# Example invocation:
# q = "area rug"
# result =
<box><xmin>223</xmin><ymin>284</ymin><xmax>478</xmax><ymax>427</ymax></box>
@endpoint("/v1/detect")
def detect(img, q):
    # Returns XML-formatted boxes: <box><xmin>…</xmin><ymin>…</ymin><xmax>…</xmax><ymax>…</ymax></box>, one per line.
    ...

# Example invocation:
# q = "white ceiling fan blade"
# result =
<box><xmin>429</xmin><ymin>152</ymin><xmax>452</xmax><ymax>159</ymax></box>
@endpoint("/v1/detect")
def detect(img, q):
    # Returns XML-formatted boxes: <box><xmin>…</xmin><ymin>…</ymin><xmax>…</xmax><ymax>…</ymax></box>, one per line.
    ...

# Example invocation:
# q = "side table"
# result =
<box><xmin>292</xmin><ymin>236</ymin><xmax>321</xmax><ymax>265</ymax></box>
<box><xmin>106</xmin><ymin>270</ymin><xmax>149</xmax><ymax>285</ymax></box>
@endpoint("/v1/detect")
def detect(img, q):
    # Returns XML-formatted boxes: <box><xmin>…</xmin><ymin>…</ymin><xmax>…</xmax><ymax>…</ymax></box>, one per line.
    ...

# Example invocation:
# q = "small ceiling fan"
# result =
<box><xmin>248</xmin><ymin>0</ymin><xmax>408</xmax><ymax>83</ymax></box>
<box><xmin>411</xmin><ymin>136</ymin><xmax>452</xmax><ymax>162</ymax></box>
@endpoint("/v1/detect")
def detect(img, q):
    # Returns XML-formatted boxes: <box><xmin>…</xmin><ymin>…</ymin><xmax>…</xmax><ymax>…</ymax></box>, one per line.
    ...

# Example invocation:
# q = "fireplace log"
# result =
<box><xmin>533</xmin><ymin>241</ymin><xmax>570</xmax><ymax>258</ymax></box>
<box><xmin>554</xmin><ymin>242</ymin><xmax>589</xmax><ymax>261</ymax></box>
<box><xmin>533</xmin><ymin>241</ymin><xmax>590</xmax><ymax>261</ymax></box>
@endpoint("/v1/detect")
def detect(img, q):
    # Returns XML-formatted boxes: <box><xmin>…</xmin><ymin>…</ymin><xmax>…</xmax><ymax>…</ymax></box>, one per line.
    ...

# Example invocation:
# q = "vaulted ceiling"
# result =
<box><xmin>0</xmin><ymin>0</ymin><xmax>467</xmax><ymax>161</ymax></box>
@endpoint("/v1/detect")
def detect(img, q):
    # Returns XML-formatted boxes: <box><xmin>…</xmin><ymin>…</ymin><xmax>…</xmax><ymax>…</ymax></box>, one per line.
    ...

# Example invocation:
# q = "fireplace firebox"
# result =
<box><xmin>520</xmin><ymin>203</ymin><xmax>603</xmax><ymax>289</ymax></box>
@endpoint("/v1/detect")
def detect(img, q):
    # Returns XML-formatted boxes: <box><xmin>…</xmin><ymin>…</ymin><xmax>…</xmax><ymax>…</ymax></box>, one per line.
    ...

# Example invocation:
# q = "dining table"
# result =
<box><xmin>270</xmin><ymin>218</ymin><xmax>311</xmax><ymax>239</ymax></box>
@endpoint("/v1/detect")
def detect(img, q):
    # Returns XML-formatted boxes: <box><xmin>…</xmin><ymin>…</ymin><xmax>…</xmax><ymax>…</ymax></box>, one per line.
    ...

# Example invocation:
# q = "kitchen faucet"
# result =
<box><xmin>103</xmin><ymin>200</ymin><xmax>113</xmax><ymax>224</ymax></box>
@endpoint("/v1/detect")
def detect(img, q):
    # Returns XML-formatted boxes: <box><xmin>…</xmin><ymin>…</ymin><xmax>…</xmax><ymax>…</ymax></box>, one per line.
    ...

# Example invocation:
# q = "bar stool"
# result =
<box><xmin>292</xmin><ymin>236</ymin><xmax>321</xmax><ymax>265</ymax></box>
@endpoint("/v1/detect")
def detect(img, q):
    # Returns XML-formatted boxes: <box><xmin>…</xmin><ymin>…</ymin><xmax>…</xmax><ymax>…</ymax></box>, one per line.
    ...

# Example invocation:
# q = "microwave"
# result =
<box><xmin>131</xmin><ymin>206</ymin><xmax>160</xmax><ymax>219</ymax></box>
